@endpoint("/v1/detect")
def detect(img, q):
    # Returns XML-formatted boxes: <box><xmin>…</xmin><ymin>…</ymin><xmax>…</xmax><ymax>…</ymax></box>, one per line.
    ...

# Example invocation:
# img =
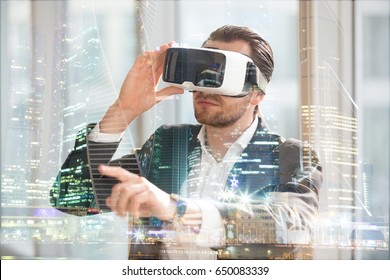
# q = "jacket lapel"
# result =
<box><xmin>226</xmin><ymin>118</ymin><xmax>282</xmax><ymax>198</ymax></box>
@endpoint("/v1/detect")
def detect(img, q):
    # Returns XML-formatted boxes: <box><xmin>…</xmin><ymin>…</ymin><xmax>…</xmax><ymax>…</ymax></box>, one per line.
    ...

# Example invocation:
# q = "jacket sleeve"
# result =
<box><xmin>207</xmin><ymin>138</ymin><xmax>323</xmax><ymax>245</ymax></box>
<box><xmin>267</xmin><ymin>138</ymin><xmax>322</xmax><ymax>241</ymax></box>
<box><xmin>50</xmin><ymin>124</ymin><xmax>155</xmax><ymax>216</ymax></box>
<box><xmin>49</xmin><ymin>124</ymin><xmax>121</xmax><ymax>216</ymax></box>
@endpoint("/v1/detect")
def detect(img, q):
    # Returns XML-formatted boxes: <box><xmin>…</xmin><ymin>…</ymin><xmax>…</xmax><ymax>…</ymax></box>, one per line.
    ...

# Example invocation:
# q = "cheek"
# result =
<box><xmin>192</xmin><ymin>92</ymin><xmax>203</xmax><ymax>100</ymax></box>
<box><xmin>221</xmin><ymin>96</ymin><xmax>249</xmax><ymax>108</ymax></box>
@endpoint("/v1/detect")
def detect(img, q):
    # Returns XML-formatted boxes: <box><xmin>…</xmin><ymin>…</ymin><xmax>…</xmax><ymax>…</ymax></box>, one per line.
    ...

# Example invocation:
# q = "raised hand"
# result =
<box><xmin>99</xmin><ymin>42</ymin><xmax>184</xmax><ymax>134</ymax></box>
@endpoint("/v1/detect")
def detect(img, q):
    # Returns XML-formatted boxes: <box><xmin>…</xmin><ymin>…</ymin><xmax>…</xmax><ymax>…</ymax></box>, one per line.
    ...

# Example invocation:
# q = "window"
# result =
<box><xmin>0</xmin><ymin>0</ymin><xmax>389</xmax><ymax>260</ymax></box>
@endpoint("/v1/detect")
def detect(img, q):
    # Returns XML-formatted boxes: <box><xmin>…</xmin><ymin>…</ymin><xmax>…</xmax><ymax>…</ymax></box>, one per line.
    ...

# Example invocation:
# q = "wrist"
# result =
<box><xmin>162</xmin><ymin>194</ymin><xmax>187</xmax><ymax>222</ymax></box>
<box><xmin>99</xmin><ymin>101</ymin><xmax>135</xmax><ymax>134</ymax></box>
<box><xmin>163</xmin><ymin>195</ymin><xmax>202</xmax><ymax>233</ymax></box>
<box><xmin>170</xmin><ymin>194</ymin><xmax>188</xmax><ymax>218</ymax></box>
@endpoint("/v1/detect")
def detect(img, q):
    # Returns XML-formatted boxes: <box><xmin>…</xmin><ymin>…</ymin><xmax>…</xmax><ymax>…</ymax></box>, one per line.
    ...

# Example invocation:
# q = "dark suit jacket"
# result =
<box><xmin>50</xmin><ymin>117</ymin><xmax>322</xmax><ymax>226</ymax></box>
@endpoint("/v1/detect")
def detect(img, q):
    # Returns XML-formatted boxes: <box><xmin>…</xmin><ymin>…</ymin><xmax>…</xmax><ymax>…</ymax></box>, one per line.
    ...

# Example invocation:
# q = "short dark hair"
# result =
<box><xmin>204</xmin><ymin>25</ymin><xmax>274</xmax><ymax>84</ymax></box>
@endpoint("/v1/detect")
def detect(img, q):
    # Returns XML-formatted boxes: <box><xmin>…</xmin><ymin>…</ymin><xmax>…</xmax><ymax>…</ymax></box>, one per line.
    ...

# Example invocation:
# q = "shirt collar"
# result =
<box><xmin>197</xmin><ymin>117</ymin><xmax>258</xmax><ymax>150</ymax></box>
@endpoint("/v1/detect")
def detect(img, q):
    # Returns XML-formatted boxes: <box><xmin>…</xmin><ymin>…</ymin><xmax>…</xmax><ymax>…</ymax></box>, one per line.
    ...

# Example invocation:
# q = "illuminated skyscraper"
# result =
<box><xmin>361</xmin><ymin>162</ymin><xmax>373</xmax><ymax>213</ymax></box>
<box><xmin>299</xmin><ymin>1</ymin><xmax>362</xmax><ymax>215</ymax></box>
<box><xmin>2</xmin><ymin>20</ymin><xmax>45</xmax><ymax>208</ymax></box>
<box><xmin>1</xmin><ymin>2</ymin><xmax>123</xmax><ymax>245</ymax></box>
<box><xmin>300</xmin><ymin>98</ymin><xmax>359</xmax><ymax>213</ymax></box>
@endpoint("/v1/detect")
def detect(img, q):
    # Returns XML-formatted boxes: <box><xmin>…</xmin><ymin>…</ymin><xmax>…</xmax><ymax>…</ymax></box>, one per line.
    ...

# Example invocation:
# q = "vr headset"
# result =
<box><xmin>162</xmin><ymin>47</ymin><xmax>268</xmax><ymax>97</ymax></box>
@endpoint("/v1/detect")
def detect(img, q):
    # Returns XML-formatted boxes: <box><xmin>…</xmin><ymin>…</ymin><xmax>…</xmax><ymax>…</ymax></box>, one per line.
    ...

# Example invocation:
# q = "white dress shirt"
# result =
<box><xmin>187</xmin><ymin>118</ymin><xmax>258</xmax><ymax>247</ymax></box>
<box><xmin>88</xmin><ymin>118</ymin><xmax>258</xmax><ymax>249</ymax></box>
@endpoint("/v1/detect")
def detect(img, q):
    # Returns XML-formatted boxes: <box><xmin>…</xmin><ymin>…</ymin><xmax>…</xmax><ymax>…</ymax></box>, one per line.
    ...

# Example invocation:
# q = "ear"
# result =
<box><xmin>250</xmin><ymin>90</ymin><xmax>264</xmax><ymax>106</ymax></box>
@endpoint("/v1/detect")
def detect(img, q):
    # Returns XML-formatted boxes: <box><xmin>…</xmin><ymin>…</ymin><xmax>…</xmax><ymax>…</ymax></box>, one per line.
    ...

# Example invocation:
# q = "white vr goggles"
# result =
<box><xmin>162</xmin><ymin>47</ymin><xmax>268</xmax><ymax>97</ymax></box>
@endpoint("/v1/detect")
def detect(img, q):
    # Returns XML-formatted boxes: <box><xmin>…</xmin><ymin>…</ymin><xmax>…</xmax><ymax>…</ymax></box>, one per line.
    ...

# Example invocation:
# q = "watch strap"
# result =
<box><xmin>170</xmin><ymin>193</ymin><xmax>187</xmax><ymax>219</ymax></box>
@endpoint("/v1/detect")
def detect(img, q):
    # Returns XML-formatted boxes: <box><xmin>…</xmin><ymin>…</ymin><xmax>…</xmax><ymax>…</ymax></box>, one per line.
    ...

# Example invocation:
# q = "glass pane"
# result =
<box><xmin>1</xmin><ymin>0</ymin><xmax>137</xmax><ymax>259</ymax></box>
<box><xmin>1</xmin><ymin>0</ymin><xmax>388</xmax><ymax>262</ymax></box>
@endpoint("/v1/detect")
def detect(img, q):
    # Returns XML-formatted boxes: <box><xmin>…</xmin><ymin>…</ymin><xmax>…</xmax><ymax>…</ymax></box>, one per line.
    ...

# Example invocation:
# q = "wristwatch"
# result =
<box><xmin>170</xmin><ymin>193</ymin><xmax>187</xmax><ymax>219</ymax></box>
<box><xmin>168</xmin><ymin>194</ymin><xmax>202</xmax><ymax>232</ymax></box>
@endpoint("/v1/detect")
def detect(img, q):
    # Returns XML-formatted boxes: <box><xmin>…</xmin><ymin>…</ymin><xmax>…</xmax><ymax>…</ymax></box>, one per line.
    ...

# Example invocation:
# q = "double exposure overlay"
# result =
<box><xmin>1</xmin><ymin>0</ymin><xmax>389</xmax><ymax>260</ymax></box>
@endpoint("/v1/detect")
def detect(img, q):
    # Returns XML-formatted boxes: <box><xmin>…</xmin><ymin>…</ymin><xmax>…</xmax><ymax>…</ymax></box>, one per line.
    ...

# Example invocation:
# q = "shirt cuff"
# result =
<box><xmin>193</xmin><ymin>200</ymin><xmax>225</xmax><ymax>247</ymax></box>
<box><xmin>88</xmin><ymin>123</ymin><xmax>124</xmax><ymax>143</ymax></box>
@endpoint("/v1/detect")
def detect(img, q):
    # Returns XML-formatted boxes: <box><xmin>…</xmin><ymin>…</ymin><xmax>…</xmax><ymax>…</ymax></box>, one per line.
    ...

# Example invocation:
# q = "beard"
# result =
<box><xmin>194</xmin><ymin>93</ymin><xmax>253</xmax><ymax>128</ymax></box>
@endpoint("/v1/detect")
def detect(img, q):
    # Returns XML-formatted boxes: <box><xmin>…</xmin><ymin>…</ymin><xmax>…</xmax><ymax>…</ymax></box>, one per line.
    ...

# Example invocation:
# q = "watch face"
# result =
<box><xmin>176</xmin><ymin>202</ymin><xmax>188</xmax><ymax>218</ymax></box>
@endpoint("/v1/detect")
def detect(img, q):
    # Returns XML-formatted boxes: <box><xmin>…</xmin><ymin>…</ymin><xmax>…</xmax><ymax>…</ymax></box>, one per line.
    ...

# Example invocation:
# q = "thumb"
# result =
<box><xmin>156</xmin><ymin>86</ymin><xmax>184</xmax><ymax>102</ymax></box>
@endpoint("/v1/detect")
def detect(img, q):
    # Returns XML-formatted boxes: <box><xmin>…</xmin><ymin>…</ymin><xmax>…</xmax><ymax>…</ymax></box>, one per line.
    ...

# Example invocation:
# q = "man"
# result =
<box><xmin>51</xmin><ymin>25</ymin><xmax>322</xmax><ymax>259</ymax></box>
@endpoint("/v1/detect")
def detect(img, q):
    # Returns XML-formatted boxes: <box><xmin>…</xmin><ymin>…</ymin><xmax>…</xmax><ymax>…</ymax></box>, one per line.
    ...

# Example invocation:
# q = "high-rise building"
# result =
<box><xmin>361</xmin><ymin>162</ymin><xmax>373</xmax><ymax>213</ymax></box>
<box><xmin>299</xmin><ymin>1</ymin><xmax>362</xmax><ymax>216</ymax></box>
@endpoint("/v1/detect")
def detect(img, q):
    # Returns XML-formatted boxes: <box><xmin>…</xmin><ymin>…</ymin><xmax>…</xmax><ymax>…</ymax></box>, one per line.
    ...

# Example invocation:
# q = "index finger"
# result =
<box><xmin>98</xmin><ymin>165</ymin><xmax>139</xmax><ymax>182</ymax></box>
<box><xmin>151</xmin><ymin>41</ymin><xmax>175</xmax><ymax>66</ymax></box>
